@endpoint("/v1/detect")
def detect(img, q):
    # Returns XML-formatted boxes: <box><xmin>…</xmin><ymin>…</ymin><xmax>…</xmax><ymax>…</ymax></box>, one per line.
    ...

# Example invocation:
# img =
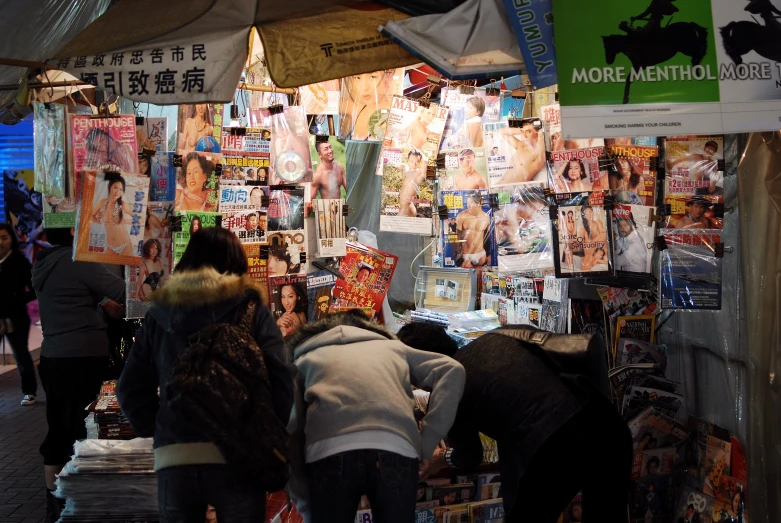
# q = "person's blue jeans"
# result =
<box><xmin>306</xmin><ymin>449</ymin><xmax>419</xmax><ymax>523</ymax></box>
<box><xmin>157</xmin><ymin>464</ymin><xmax>266</xmax><ymax>523</ymax></box>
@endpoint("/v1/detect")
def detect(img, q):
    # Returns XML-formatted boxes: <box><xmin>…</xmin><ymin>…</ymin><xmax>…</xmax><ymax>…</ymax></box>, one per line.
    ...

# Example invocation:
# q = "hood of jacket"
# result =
<box><xmin>31</xmin><ymin>246</ymin><xmax>71</xmax><ymax>292</ymax></box>
<box><xmin>292</xmin><ymin>325</ymin><xmax>392</xmax><ymax>361</ymax></box>
<box><xmin>149</xmin><ymin>267</ymin><xmax>268</xmax><ymax>335</ymax></box>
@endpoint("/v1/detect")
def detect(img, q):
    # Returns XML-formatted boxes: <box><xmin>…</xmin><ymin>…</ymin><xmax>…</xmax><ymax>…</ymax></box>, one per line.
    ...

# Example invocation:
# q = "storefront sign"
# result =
<box><xmin>503</xmin><ymin>0</ymin><xmax>557</xmax><ymax>89</ymax></box>
<box><xmin>553</xmin><ymin>0</ymin><xmax>781</xmax><ymax>137</ymax></box>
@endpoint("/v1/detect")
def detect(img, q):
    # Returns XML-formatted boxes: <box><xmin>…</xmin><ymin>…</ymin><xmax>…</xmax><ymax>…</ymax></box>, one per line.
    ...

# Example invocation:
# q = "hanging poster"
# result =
<box><xmin>553</xmin><ymin>0</ymin><xmax>781</xmax><ymax>136</ymax></box>
<box><xmin>300</xmin><ymin>80</ymin><xmax>342</xmax><ymax>115</ymax></box>
<box><xmin>548</xmin><ymin>146</ymin><xmax>609</xmax><ymax>193</ymax></box>
<box><xmin>149</xmin><ymin>152</ymin><xmax>177</xmax><ymax>202</ymax></box>
<box><xmin>552</xmin><ymin>191</ymin><xmax>613</xmax><ymax>277</ymax></box>
<box><xmin>126</xmin><ymin>202</ymin><xmax>173</xmax><ymax>319</ymax></box>
<box><xmin>269</xmin><ymin>274</ymin><xmax>308</xmax><ymax>337</ymax></box>
<box><xmin>174</xmin><ymin>151</ymin><xmax>220</xmax><ymax>212</ymax></box>
<box><xmin>494</xmin><ymin>183</ymin><xmax>554</xmax><ymax>272</ymax></box>
<box><xmin>220</xmin><ymin>185</ymin><xmax>268</xmax><ymax>244</ymax></box>
<box><xmin>177</xmin><ymin>104</ymin><xmax>223</xmax><ymax>156</ymax></box>
<box><xmin>70</xmin><ymin>114</ymin><xmax>139</xmax><ymax>175</ymax></box>
<box><xmin>439</xmin><ymin>148</ymin><xmax>489</xmax><ymax>191</ymax></box>
<box><xmin>664</xmin><ymin>136</ymin><xmax>724</xmax><ymax>199</ymax></box>
<box><xmin>338</xmin><ymin>68</ymin><xmax>405</xmax><ymax>141</ymax></box>
<box><xmin>172</xmin><ymin>210</ymin><xmax>220</xmax><ymax>268</ymax></box>
<box><xmin>74</xmin><ymin>171</ymin><xmax>149</xmax><ymax>266</ymax></box>
<box><xmin>660</xmin><ymin>229</ymin><xmax>723</xmax><ymax>310</ymax></box>
<box><xmin>483</xmin><ymin>118</ymin><xmax>547</xmax><ymax>188</ymax></box>
<box><xmin>439</xmin><ymin>190</ymin><xmax>496</xmax><ymax>268</ymax></box>
<box><xmin>309</xmin><ymin>136</ymin><xmax>347</xmax><ymax>199</ymax></box>
<box><xmin>503</xmin><ymin>0</ymin><xmax>557</xmax><ymax>89</ymax></box>
<box><xmin>220</xmin><ymin>127</ymin><xmax>271</xmax><ymax>185</ymax></box>
<box><xmin>611</xmin><ymin>204</ymin><xmax>655</xmax><ymax>275</ymax></box>
<box><xmin>268</xmin><ymin>107</ymin><xmax>313</xmax><ymax>185</ymax></box>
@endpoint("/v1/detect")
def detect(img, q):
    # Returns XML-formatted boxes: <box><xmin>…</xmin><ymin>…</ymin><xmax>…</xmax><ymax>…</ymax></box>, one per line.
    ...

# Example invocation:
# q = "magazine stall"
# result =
<box><xmin>1</xmin><ymin>0</ymin><xmax>780</xmax><ymax>522</ymax></box>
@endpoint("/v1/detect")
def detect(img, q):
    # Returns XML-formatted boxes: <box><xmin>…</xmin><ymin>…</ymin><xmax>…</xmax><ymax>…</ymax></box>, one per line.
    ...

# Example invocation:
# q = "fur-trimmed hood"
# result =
<box><xmin>149</xmin><ymin>267</ymin><xmax>268</xmax><ymax>335</ymax></box>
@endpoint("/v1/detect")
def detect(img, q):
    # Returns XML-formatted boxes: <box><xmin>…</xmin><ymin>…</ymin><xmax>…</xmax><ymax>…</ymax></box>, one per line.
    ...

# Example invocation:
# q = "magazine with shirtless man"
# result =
<box><xmin>484</xmin><ymin>118</ymin><xmax>548</xmax><ymax>189</ymax></box>
<box><xmin>439</xmin><ymin>190</ymin><xmax>496</xmax><ymax>268</ymax></box>
<box><xmin>493</xmin><ymin>183</ymin><xmax>554</xmax><ymax>272</ymax></box>
<box><xmin>552</xmin><ymin>191</ymin><xmax>613</xmax><ymax>277</ymax></box>
<box><xmin>664</xmin><ymin>135</ymin><xmax>724</xmax><ymax>200</ymax></box>
<box><xmin>439</xmin><ymin>147</ymin><xmax>489</xmax><ymax>191</ymax></box>
<box><xmin>309</xmin><ymin>136</ymin><xmax>347</xmax><ymax>200</ymax></box>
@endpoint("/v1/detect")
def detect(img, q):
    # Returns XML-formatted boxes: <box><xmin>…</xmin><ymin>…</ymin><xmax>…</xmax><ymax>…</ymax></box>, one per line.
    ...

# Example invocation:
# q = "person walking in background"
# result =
<box><xmin>31</xmin><ymin>227</ymin><xmax>126</xmax><ymax>523</ymax></box>
<box><xmin>118</xmin><ymin>227</ymin><xmax>294</xmax><ymax>523</ymax></box>
<box><xmin>286</xmin><ymin>311</ymin><xmax>465</xmax><ymax>523</ymax></box>
<box><xmin>0</xmin><ymin>223</ymin><xmax>37</xmax><ymax>405</ymax></box>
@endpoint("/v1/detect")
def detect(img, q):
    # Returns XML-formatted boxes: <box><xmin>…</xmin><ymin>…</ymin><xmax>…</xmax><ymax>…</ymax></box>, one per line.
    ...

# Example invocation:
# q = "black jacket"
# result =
<box><xmin>0</xmin><ymin>250</ymin><xmax>35</xmax><ymax>324</ymax></box>
<box><xmin>117</xmin><ymin>267</ymin><xmax>295</xmax><ymax>453</ymax></box>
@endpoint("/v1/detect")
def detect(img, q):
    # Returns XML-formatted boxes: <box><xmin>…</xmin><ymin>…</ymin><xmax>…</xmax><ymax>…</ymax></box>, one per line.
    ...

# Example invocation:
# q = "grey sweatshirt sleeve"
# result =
<box><xmin>79</xmin><ymin>262</ymin><xmax>126</xmax><ymax>303</ymax></box>
<box><xmin>404</xmin><ymin>345</ymin><xmax>466</xmax><ymax>458</ymax></box>
<box><xmin>286</xmin><ymin>371</ymin><xmax>311</xmax><ymax>522</ymax></box>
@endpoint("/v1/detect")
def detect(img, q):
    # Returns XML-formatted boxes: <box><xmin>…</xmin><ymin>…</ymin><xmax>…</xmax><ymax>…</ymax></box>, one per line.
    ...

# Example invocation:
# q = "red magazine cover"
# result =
<box><xmin>70</xmin><ymin>114</ymin><xmax>139</xmax><ymax>175</ymax></box>
<box><xmin>332</xmin><ymin>242</ymin><xmax>398</xmax><ymax>318</ymax></box>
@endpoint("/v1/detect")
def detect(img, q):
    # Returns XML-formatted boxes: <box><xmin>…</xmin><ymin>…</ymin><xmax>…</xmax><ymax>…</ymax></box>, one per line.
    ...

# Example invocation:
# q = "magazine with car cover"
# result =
<box><xmin>74</xmin><ymin>171</ymin><xmax>149</xmax><ymax>266</ymax></box>
<box><xmin>172</xmin><ymin>211</ymin><xmax>220</xmax><ymax>268</ymax></box>
<box><xmin>630</xmin><ymin>374</ymin><xmax>682</xmax><ymax>396</ymax></box>
<box><xmin>35</xmin><ymin>102</ymin><xmax>75</xmax><ymax>227</ymax></box>
<box><xmin>440</xmin><ymin>190</ymin><xmax>496</xmax><ymax>268</ymax></box>
<box><xmin>220</xmin><ymin>127</ymin><xmax>271</xmax><ymax>185</ymax></box>
<box><xmin>338</xmin><ymin>68</ymin><xmax>405</xmax><ymax>141</ymax></box>
<box><xmin>617</xmin><ymin>338</ymin><xmax>667</xmax><ymax>368</ymax></box>
<box><xmin>307</xmin><ymin>270</ymin><xmax>337</xmax><ymax>322</ymax></box>
<box><xmin>136</xmin><ymin>116</ymin><xmax>168</xmax><ymax>155</ymax></box>
<box><xmin>70</xmin><ymin>114</ymin><xmax>139</xmax><ymax>176</ymax></box>
<box><xmin>439</xmin><ymin>147</ymin><xmax>489</xmax><ymax>191</ymax></box>
<box><xmin>439</xmin><ymin>87</ymin><xmax>489</xmax><ymax>151</ymax></box>
<box><xmin>268</xmin><ymin>106</ymin><xmax>313</xmax><ymax>185</ymax></box>
<box><xmin>220</xmin><ymin>185</ymin><xmax>268</xmax><ymax>245</ymax></box>
<box><xmin>126</xmin><ymin>201</ymin><xmax>173</xmax><ymax>319</ymax></box>
<box><xmin>174</xmin><ymin>151</ymin><xmax>221</xmax><ymax>213</ymax></box>
<box><xmin>612</xmin><ymin>204</ymin><xmax>655</xmax><ymax>275</ymax></box>
<box><xmin>623</xmin><ymin>386</ymin><xmax>686</xmax><ymax>422</ymax></box>
<box><xmin>605</xmin><ymin>144</ymin><xmax>658</xmax><ymax>206</ymax></box>
<box><xmin>548</xmin><ymin>146</ymin><xmax>609</xmax><ymax>193</ymax></box>
<box><xmin>309</xmin><ymin>135</ymin><xmax>347</xmax><ymax>199</ymax></box>
<box><xmin>628</xmin><ymin>407</ymin><xmax>690</xmax><ymax>451</ymax></box>
<box><xmin>300</xmin><ymin>79</ymin><xmax>341</xmax><ymax>115</ymax></box>
<box><xmin>332</xmin><ymin>242</ymin><xmax>398</xmax><ymax>319</ymax></box>
<box><xmin>659</xmin><ymin>230</ymin><xmax>723</xmax><ymax>311</ymax></box>
<box><xmin>176</xmin><ymin>104</ymin><xmax>223</xmax><ymax>156</ymax></box>
<box><xmin>483</xmin><ymin>118</ymin><xmax>548</xmax><ymax>188</ymax></box>
<box><xmin>552</xmin><ymin>191</ymin><xmax>613</xmax><ymax>277</ymax></box>
<box><xmin>314</xmin><ymin>198</ymin><xmax>347</xmax><ymax>257</ymax></box>
<box><xmin>492</xmin><ymin>183</ymin><xmax>553</xmax><ymax>272</ymax></box>
<box><xmin>674</xmin><ymin>485</ymin><xmax>715</xmax><ymax>523</ymax></box>
<box><xmin>632</xmin><ymin>447</ymin><xmax>682</xmax><ymax>480</ymax></box>
<box><xmin>149</xmin><ymin>152</ymin><xmax>177</xmax><ymax>202</ymax></box>
<box><xmin>664</xmin><ymin>136</ymin><xmax>724</xmax><ymax>200</ymax></box>
<box><xmin>269</xmin><ymin>274</ymin><xmax>308</xmax><ymax>337</ymax></box>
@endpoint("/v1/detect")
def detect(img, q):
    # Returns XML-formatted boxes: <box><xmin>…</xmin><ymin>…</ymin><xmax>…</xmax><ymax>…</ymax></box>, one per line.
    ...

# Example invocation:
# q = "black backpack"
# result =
<box><xmin>166</xmin><ymin>300</ymin><xmax>289</xmax><ymax>491</ymax></box>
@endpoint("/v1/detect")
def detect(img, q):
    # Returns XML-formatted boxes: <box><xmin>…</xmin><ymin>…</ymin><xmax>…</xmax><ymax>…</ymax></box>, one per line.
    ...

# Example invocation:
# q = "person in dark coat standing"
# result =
<box><xmin>0</xmin><ymin>223</ymin><xmax>37</xmax><ymax>404</ymax></box>
<box><xmin>398</xmin><ymin>323</ymin><xmax>632</xmax><ymax>523</ymax></box>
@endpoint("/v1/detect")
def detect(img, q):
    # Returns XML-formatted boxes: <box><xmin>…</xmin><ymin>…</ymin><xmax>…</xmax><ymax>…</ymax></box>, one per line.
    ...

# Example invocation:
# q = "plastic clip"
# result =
<box><xmin>459</xmin><ymin>85</ymin><xmax>475</xmax><ymax>95</ymax></box>
<box><xmin>173</xmin><ymin>154</ymin><xmax>183</xmax><ymax>167</ymax></box>
<box><xmin>229</xmin><ymin>127</ymin><xmax>247</xmax><ymax>136</ymax></box>
<box><xmin>268</xmin><ymin>104</ymin><xmax>284</xmax><ymax>115</ymax></box>
<box><xmin>485</xmin><ymin>87</ymin><xmax>500</xmax><ymax>96</ymax></box>
<box><xmin>342</xmin><ymin>204</ymin><xmax>351</xmax><ymax>216</ymax></box>
<box><xmin>437</xmin><ymin>205</ymin><xmax>449</xmax><ymax>220</ymax></box>
<box><xmin>714</xmin><ymin>243</ymin><xmax>725</xmax><ymax>258</ymax></box>
<box><xmin>135</xmin><ymin>116</ymin><xmax>145</xmax><ymax>126</ymax></box>
<box><xmin>170</xmin><ymin>215</ymin><xmax>183</xmax><ymax>232</ymax></box>
<box><xmin>426</xmin><ymin>75</ymin><xmax>442</xmax><ymax>86</ymax></box>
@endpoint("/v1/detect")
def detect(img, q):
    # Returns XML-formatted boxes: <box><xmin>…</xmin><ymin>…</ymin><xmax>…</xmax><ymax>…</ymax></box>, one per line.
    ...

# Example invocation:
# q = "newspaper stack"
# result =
<box><xmin>55</xmin><ymin>438</ymin><xmax>158</xmax><ymax>522</ymax></box>
<box><xmin>86</xmin><ymin>381</ymin><xmax>135</xmax><ymax>440</ymax></box>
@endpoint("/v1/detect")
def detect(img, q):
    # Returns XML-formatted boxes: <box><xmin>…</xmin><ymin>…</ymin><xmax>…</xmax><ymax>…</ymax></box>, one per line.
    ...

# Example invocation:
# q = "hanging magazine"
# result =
<box><xmin>611</xmin><ymin>204</ymin><xmax>655</xmax><ymax>275</ymax></box>
<box><xmin>314</xmin><ymin>198</ymin><xmax>347</xmax><ymax>257</ymax></box>
<box><xmin>172</xmin><ymin>211</ymin><xmax>220</xmax><ymax>268</ymax></box>
<box><xmin>300</xmin><ymin>79</ymin><xmax>342</xmax><ymax>115</ymax></box>
<box><xmin>548</xmin><ymin>147</ymin><xmax>609</xmax><ymax>193</ymax></box>
<box><xmin>70</xmin><ymin>114</ymin><xmax>139</xmax><ymax>176</ymax></box>
<box><xmin>219</xmin><ymin>185</ymin><xmax>268</xmax><ymax>244</ymax></box>
<box><xmin>176</xmin><ymin>104</ymin><xmax>223</xmax><ymax>156</ymax></box>
<box><xmin>269</xmin><ymin>106</ymin><xmax>313</xmax><ymax>185</ymax></box>
<box><xmin>662</xmin><ymin>195</ymin><xmax>723</xmax><ymax>229</ymax></box>
<box><xmin>220</xmin><ymin>126</ymin><xmax>271</xmax><ymax>185</ymax></box>
<box><xmin>493</xmin><ymin>183</ymin><xmax>554</xmax><ymax>272</ymax></box>
<box><xmin>135</xmin><ymin>116</ymin><xmax>168</xmax><ymax>153</ymax></box>
<box><xmin>338</xmin><ymin>68</ymin><xmax>404</xmax><ymax>141</ymax></box>
<box><xmin>74</xmin><ymin>171</ymin><xmax>149</xmax><ymax>266</ymax></box>
<box><xmin>484</xmin><ymin>118</ymin><xmax>547</xmax><ymax>188</ymax></box>
<box><xmin>174</xmin><ymin>151</ymin><xmax>220</xmax><ymax>213</ymax></box>
<box><xmin>439</xmin><ymin>190</ymin><xmax>495</xmax><ymax>268</ymax></box>
<box><xmin>149</xmin><ymin>152</ymin><xmax>177</xmax><ymax>202</ymax></box>
<box><xmin>309</xmin><ymin>136</ymin><xmax>348</xmax><ymax>199</ymax></box>
<box><xmin>34</xmin><ymin>102</ymin><xmax>75</xmax><ymax>227</ymax></box>
<box><xmin>552</xmin><ymin>191</ymin><xmax>613</xmax><ymax>277</ymax></box>
<box><xmin>243</xmin><ymin>243</ymin><xmax>267</xmax><ymax>286</ymax></box>
<box><xmin>439</xmin><ymin>147</ymin><xmax>489</xmax><ymax>191</ymax></box>
<box><xmin>126</xmin><ymin>201</ymin><xmax>173</xmax><ymax>319</ymax></box>
<box><xmin>332</xmin><ymin>242</ymin><xmax>398</xmax><ymax>318</ymax></box>
<box><xmin>539</xmin><ymin>102</ymin><xmax>606</xmax><ymax>152</ymax></box>
<box><xmin>664</xmin><ymin>135</ymin><xmax>724</xmax><ymax>199</ymax></box>
<box><xmin>267</xmin><ymin>186</ymin><xmax>307</xmax><ymax>276</ymax></box>
<box><xmin>659</xmin><ymin>230</ymin><xmax>723</xmax><ymax>311</ymax></box>
<box><xmin>439</xmin><ymin>87</ymin><xmax>490</xmax><ymax>150</ymax></box>
<box><xmin>269</xmin><ymin>274</ymin><xmax>308</xmax><ymax>337</ymax></box>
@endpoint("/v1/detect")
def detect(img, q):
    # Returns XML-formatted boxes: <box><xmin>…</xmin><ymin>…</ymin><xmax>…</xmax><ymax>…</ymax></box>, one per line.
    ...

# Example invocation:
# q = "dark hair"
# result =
<box><xmin>611</xmin><ymin>157</ymin><xmax>642</xmax><ymax>189</ymax></box>
<box><xmin>44</xmin><ymin>227</ymin><xmax>74</xmax><ymax>247</ymax></box>
<box><xmin>269</xmin><ymin>245</ymin><xmax>292</xmax><ymax>270</ymax></box>
<box><xmin>189</xmin><ymin>216</ymin><xmax>202</xmax><ymax>235</ymax></box>
<box><xmin>687</xmin><ymin>504</ymin><xmax>695</xmax><ymax>511</ymax></box>
<box><xmin>181</xmin><ymin>152</ymin><xmax>215</xmax><ymax>187</ymax></box>
<box><xmin>466</xmin><ymin>96</ymin><xmax>485</xmax><ymax>116</ymax></box>
<box><xmin>142</xmin><ymin>238</ymin><xmax>161</xmax><ymax>261</ymax></box>
<box><xmin>594</xmin><ymin>247</ymin><xmax>606</xmax><ymax>260</ymax></box>
<box><xmin>287</xmin><ymin>309</ymin><xmax>393</xmax><ymax>353</ymax></box>
<box><xmin>397</xmin><ymin>322</ymin><xmax>458</xmax><ymax>358</ymax></box>
<box><xmin>468</xmin><ymin>191</ymin><xmax>482</xmax><ymax>205</ymax></box>
<box><xmin>86</xmin><ymin>128</ymin><xmax>110</xmax><ymax>154</ymax></box>
<box><xmin>581</xmin><ymin>205</ymin><xmax>593</xmax><ymax>237</ymax></box>
<box><xmin>563</xmin><ymin>159</ymin><xmax>588</xmax><ymax>181</ymax></box>
<box><xmin>176</xmin><ymin>227</ymin><xmax>247</xmax><ymax>276</ymax></box>
<box><xmin>646</xmin><ymin>456</ymin><xmax>660</xmax><ymax>473</ymax></box>
<box><xmin>408</xmin><ymin>150</ymin><xmax>423</xmax><ymax>160</ymax></box>
<box><xmin>0</xmin><ymin>223</ymin><xmax>19</xmax><ymax>251</ymax></box>
<box><xmin>185</xmin><ymin>103</ymin><xmax>213</xmax><ymax>126</ymax></box>
<box><xmin>704</xmin><ymin>140</ymin><xmax>718</xmax><ymax>152</ymax></box>
<box><xmin>459</xmin><ymin>148</ymin><xmax>475</xmax><ymax>160</ymax></box>
<box><xmin>315</xmin><ymin>141</ymin><xmax>331</xmax><ymax>154</ymax></box>
<box><xmin>250</xmin><ymin>187</ymin><xmax>264</xmax><ymax>199</ymax></box>
<box><xmin>105</xmin><ymin>174</ymin><xmax>126</xmax><ymax>221</ymax></box>
<box><xmin>275</xmin><ymin>282</ymin><xmax>307</xmax><ymax>314</ymax></box>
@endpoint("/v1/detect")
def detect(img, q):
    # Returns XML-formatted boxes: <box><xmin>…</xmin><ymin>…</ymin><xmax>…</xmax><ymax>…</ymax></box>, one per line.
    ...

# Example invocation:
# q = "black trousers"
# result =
<box><xmin>6</xmin><ymin>317</ymin><xmax>37</xmax><ymax>395</ymax></box>
<box><xmin>38</xmin><ymin>356</ymin><xmax>108</xmax><ymax>465</ymax></box>
<box><xmin>505</xmin><ymin>394</ymin><xmax>632</xmax><ymax>523</ymax></box>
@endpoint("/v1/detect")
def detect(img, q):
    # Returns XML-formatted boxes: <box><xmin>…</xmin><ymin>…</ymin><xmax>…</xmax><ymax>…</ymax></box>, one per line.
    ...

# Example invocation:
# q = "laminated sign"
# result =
<box><xmin>553</xmin><ymin>0</ymin><xmax>781</xmax><ymax>136</ymax></box>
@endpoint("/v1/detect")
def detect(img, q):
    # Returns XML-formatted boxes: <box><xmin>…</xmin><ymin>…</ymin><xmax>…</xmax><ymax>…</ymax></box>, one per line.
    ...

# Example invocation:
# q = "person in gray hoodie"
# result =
<box><xmin>31</xmin><ymin>227</ymin><xmax>125</xmax><ymax>523</ymax></box>
<box><xmin>286</xmin><ymin>311</ymin><xmax>466</xmax><ymax>523</ymax></box>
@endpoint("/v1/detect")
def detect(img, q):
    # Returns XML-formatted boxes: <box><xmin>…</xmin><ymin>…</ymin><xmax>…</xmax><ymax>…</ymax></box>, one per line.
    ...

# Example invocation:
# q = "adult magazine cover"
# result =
<box><xmin>605</xmin><ymin>143</ymin><xmax>659</xmax><ymax>206</ymax></box>
<box><xmin>219</xmin><ymin>185</ymin><xmax>268</xmax><ymax>245</ymax></box>
<box><xmin>174</xmin><ymin>151</ymin><xmax>220</xmax><ymax>213</ymax></box>
<box><xmin>74</xmin><ymin>171</ymin><xmax>149</xmax><ymax>266</ymax></box>
<box><xmin>660</xmin><ymin>230</ymin><xmax>723</xmax><ymax>310</ymax></box>
<box><xmin>548</xmin><ymin>146</ymin><xmax>609</xmax><ymax>193</ymax></box>
<box><xmin>309</xmin><ymin>136</ymin><xmax>347</xmax><ymax>199</ymax></box>
<box><xmin>332</xmin><ymin>242</ymin><xmax>398</xmax><ymax>318</ymax></box>
<box><xmin>266</xmin><ymin>186</ymin><xmax>307</xmax><ymax>277</ymax></box>
<box><xmin>664</xmin><ymin>136</ymin><xmax>724</xmax><ymax>200</ymax></box>
<box><xmin>662</xmin><ymin>195</ymin><xmax>724</xmax><ymax>229</ymax></box>
<box><xmin>483</xmin><ymin>118</ymin><xmax>547</xmax><ymax>188</ymax></box>
<box><xmin>552</xmin><ymin>191</ymin><xmax>612</xmax><ymax>277</ymax></box>
<box><xmin>438</xmin><ymin>147</ymin><xmax>489</xmax><ymax>191</ymax></box>
<box><xmin>35</xmin><ymin>102</ymin><xmax>75</xmax><ymax>227</ymax></box>
<box><xmin>539</xmin><ymin>102</ymin><xmax>605</xmax><ymax>151</ymax></box>
<box><xmin>438</xmin><ymin>87</ymin><xmax>490</xmax><ymax>150</ymax></box>
<box><xmin>149</xmin><ymin>152</ymin><xmax>177</xmax><ymax>202</ymax></box>
<box><xmin>379</xmin><ymin>97</ymin><xmax>449</xmax><ymax>235</ymax></box>
<box><xmin>493</xmin><ymin>183</ymin><xmax>554</xmax><ymax>272</ymax></box>
<box><xmin>268</xmin><ymin>106</ymin><xmax>313</xmax><ymax>185</ymax></box>
<box><xmin>176</xmin><ymin>104</ymin><xmax>223</xmax><ymax>156</ymax></box>
<box><xmin>299</xmin><ymin>79</ymin><xmax>341</xmax><ymax>115</ymax></box>
<box><xmin>314</xmin><ymin>198</ymin><xmax>347</xmax><ymax>258</ymax></box>
<box><xmin>172</xmin><ymin>211</ymin><xmax>220</xmax><ymax>268</ymax></box>
<box><xmin>136</xmin><ymin>117</ymin><xmax>168</xmax><ymax>153</ymax></box>
<box><xmin>220</xmin><ymin>127</ymin><xmax>271</xmax><ymax>185</ymax></box>
<box><xmin>269</xmin><ymin>274</ymin><xmax>308</xmax><ymax>337</ymax></box>
<box><xmin>338</xmin><ymin>68</ymin><xmax>404</xmax><ymax>141</ymax></box>
<box><xmin>439</xmin><ymin>190</ymin><xmax>495</xmax><ymax>268</ymax></box>
<box><xmin>70</xmin><ymin>114</ymin><xmax>139</xmax><ymax>175</ymax></box>
<box><xmin>611</xmin><ymin>204</ymin><xmax>655</xmax><ymax>275</ymax></box>
<box><xmin>307</xmin><ymin>270</ymin><xmax>337</xmax><ymax>321</ymax></box>
<box><xmin>126</xmin><ymin>201</ymin><xmax>173</xmax><ymax>319</ymax></box>
<box><xmin>674</xmin><ymin>486</ymin><xmax>715</xmax><ymax>523</ymax></box>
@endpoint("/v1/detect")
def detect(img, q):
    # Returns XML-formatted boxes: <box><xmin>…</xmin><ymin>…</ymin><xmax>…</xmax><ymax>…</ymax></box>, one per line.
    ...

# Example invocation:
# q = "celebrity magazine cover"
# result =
<box><xmin>70</xmin><ymin>114</ymin><xmax>138</xmax><ymax>175</ymax></box>
<box><xmin>552</xmin><ymin>191</ymin><xmax>613</xmax><ymax>277</ymax></box>
<box><xmin>493</xmin><ymin>184</ymin><xmax>553</xmax><ymax>272</ymax></box>
<box><xmin>269</xmin><ymin>106</ymin><xmax>313</xmax><ymax>185</ymax></box>
<box><xmin>172</xmin><ymin>211</ymin><xmax>220</xmax><ymax>268</ymax></box>
<box><xmin>174</xmin><ymin>151</ymin><xmax>220</xmax><ymax>213</ymax></box>
<box><xmin>269</xmin><ymin>274</ymin><xmax>308</xmax><ymax>337</ymax></box>
<box><xmin>439</xmin><ymin>190</ymin><xmax>495</xmax><ymax>268</ymax></box>
<box><xmin>35</xmin><ymin>102</ymin><xmax>75</xmax><ymax>227</ymax></box>
<box><xmin>674</xmin><ymin>486</ymin><xmax>715</xmax><ymax>523</ymax></box>
<box><xmin>74</xmin><ymin>171</ymin><xmax>149</xmax><ymax>266</ymax></box>
<box><xmin>220</xmin><ymin>126</ymin><xmax>271</xmax><ymax>185</ymax></box>
<box><xmin>629</xmin><ymin>476</ymin><xmax>670</xmax><ymax>523</ymax></box>
<box><xmin>439</xmin><ymin>147</ymin><xmax>489</xmax><ymax>191</ymax></box>
<box><xmin>663</xmin><ymin>195</ymin><xmax>724</xmax><ymax>229</ymax></box>
<box><xmin>149</xmin><ymin>152</ymin><xmax>177</xmax><ymax>202</ymax></box>
<box><xmin>220</xmin><ymin>185</ymin><xmax>268</xmax><ymax>245</ymax></box>
<box><xmin>468</xmin><ymin>499</ymin><xmax>505</xmax><ymax>523</ymax></box>
<box><xmin>309</xmin><ymin>136</ymin><xmax>347</xmax><ymax>199</ymax></box>
<box><xmin>606</xmin><ymin>144</ymin><xmax>659</xmax><ymax>206</ymax></box>
<box><xmin>484</xmin><ymin>118</ymin><xmax>548</xmax><ymax>188</ymax></box>
<box><xmin>126</xmin><ymin>203</ymin><xmax>173</xmax><ymax>319</ymax></box>
<box><xmin>379</xmin><ymin>95</ymin><xmax>449</xmax><ymax>170</ymax></box>
<box><xmin>136</xmin><ymin>117</ymin><xmax>168</xmax><ymax>154</ymax></box>
<box><xmin>628</xmin><ymin>407</ymin><xmax>689</xmax><ymax>450</ymax></box>
<box><xmin>176</xmin><ymin>104</ymin><xmax>223</xmax><ymax>156</ymax></box>
<box><xmin>549</xmin><ymin>146</ymin><xmax>609</xmax><ymax>193</ymax></box>
<box><xmin>338</xmin><ymin>68</ymin><xmax>404</xmax><ymax>141</ymax></box>
<box><xmin>665</xmin><ymin>136</ymin><xmax>724</xmax><ymax>200</ymax></box>
<box><xmin>307</xmin><ymin>270</ymin><xmax>337</xmax><ymax>321</ymax></box>
<box><xmin>314</xmin><ymin>198</ymin><xmax>347</xmax><ymax>258</ymax></box>
<box><xmin>660</xmin><ymin>230</ymin><xmax>723</xmax><ymax>310</ymax></box>
<box><xmin>439</xmin><ymin>87</ymin><xmax>488</xmax><ymax>150</ymax></box>
<box><xmin>612</xmin><ymin>204</ymin><xmax>655</xmax><ymax>275</ymax></box>
<box><xmin>332</xmin><ymin>242</ymin><xmax>398</xmax><ymax>318</ymax></box>
<box><xmin>266</xmin><ymin>186</ymin><xmax>307</xmax><ymax>276</ymax></box>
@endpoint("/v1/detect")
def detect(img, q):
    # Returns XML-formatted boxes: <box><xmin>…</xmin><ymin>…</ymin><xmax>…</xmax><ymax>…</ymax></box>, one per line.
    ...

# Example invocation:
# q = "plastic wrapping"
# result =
<box><xmin>552</xmin><ymin>191</ymin><xmax>613</xmax><ymax>277</ymax></box>
<box><xmin>269</xmin><ymin>107</ymin><xmax>313</xmax><ymax>185</ymax></box>
<box><xmin>493</xmin><ymin>183</ymin><xmax>554</xmax><ymax>273</ymax></box>
<box><xmin>337</xmin><ymin>69</ymin><xmax>404</xmax><ymax>141</ymax></box>
<box><xmin>611</xmin><ymin>204</ymin><xmax>655</xmax><ymax>276</ymax></box>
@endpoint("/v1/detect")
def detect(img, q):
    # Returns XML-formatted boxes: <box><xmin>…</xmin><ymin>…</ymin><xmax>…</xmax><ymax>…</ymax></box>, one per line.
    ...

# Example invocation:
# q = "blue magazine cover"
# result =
<box><xmin>439</xmin><ymin>190</ymin><xmax>496</xmax><ymax>268</ymax></box>
<box><xmin>660</xmin><ymin>230</ymin><xmax>723</xmax><ymax>310</ymax></box>
<box><xmin>150</xmin><ymin>152</ymin><xmax>177</xmax><ymax>202</ymax></box>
